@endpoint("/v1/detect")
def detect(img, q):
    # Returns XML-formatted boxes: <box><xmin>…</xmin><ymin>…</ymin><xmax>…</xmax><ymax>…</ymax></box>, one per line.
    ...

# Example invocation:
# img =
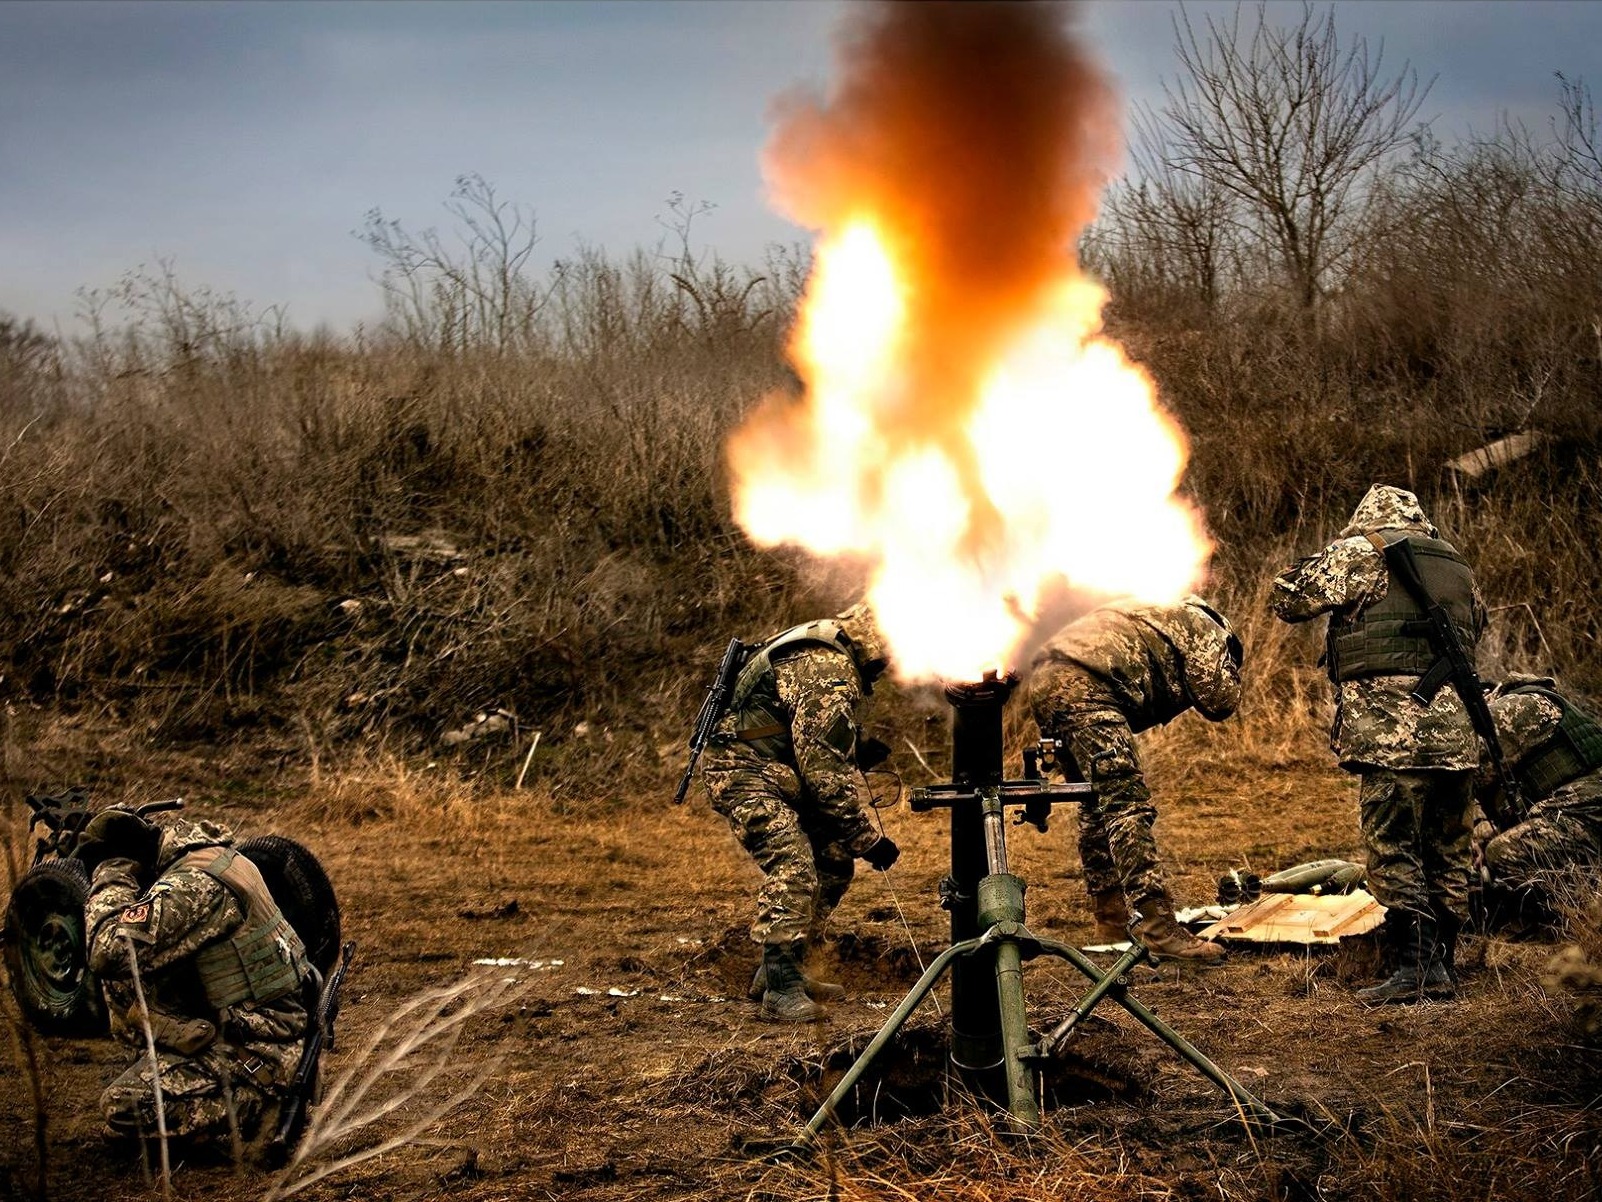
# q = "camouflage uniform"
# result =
<box><xmin>700</xmin><ymin>606</ymin><xmax>887</xmax><ymax>946</ymax></box>
<box><xmin>86</xmin><ymin>817</ymin><xmax>309</xmax><ymax>1142</ymax></box>
<box><xmin>1028</xmin><ymin>597</ymin><xmax>1242</xmax><ymax>919</ymax></box>
<box><xmin>1270</xmin><ymin>485</ymin><xmax>1487</xmax><ymax>924</ymax></box>
<box><xmin>1476</xmin><ymin>684</ymin><xmax>1602</xmax><ymax>907</ymax></box>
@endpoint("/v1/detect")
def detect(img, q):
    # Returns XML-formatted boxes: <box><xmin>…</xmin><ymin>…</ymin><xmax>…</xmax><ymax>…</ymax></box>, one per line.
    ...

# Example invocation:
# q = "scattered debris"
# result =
<box><xmin>441</xmin><ymin>708</ymin><xmax>518</xmax><ymax>747</ymax></box>
<box><xmin>457</xmin><ymin>900</ymin><xmax>520</xmax><ymax>921</ymax></box>
<box><xmin>469</xmin><ymin>957</ymin><xmax>564</xmax><ymax>969</ymax></box>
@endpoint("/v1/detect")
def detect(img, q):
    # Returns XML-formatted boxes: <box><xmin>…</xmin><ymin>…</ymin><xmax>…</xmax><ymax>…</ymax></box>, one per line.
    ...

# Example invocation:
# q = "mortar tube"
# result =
<box><xmin>946</xmin><ymin>676</ymin><xmax>1011</xmax><ymax>1073</ymax></box>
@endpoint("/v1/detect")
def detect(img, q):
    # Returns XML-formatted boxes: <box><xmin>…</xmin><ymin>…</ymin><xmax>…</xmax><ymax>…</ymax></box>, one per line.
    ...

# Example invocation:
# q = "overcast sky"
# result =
<box><xmin>2</xmin><ymin>0</ymin><xmax>1597</xmax><ymax>334</ymax></box>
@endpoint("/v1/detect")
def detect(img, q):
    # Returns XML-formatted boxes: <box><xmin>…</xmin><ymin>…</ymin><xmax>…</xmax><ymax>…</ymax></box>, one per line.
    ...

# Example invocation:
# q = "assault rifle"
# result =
<box><xmin>1378</xmin><ymin>536</ymin><xmax>1521</xmax><ymax>810</ymax></box>
<box><xmin>270</xmin><ymin>939</ymin><xmax>356</xmax><ymax>1157</ymax></box>
<box><xmin>673</xmin><ymin>637</ymin><xmax>750</xmax><ymax>805</ymax></box>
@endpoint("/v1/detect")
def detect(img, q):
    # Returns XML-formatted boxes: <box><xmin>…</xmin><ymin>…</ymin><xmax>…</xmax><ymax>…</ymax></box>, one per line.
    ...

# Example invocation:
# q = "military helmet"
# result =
<box><xmin>835</xmin><ymin>601</ymin><xmax>890</xmax><ymax>685</ymax></box>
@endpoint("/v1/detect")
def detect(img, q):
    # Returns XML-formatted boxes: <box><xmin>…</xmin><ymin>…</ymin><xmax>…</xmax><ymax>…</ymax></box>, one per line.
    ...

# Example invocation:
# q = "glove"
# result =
<box><xmin>75</xmin><ymin>809</ymin><xmax>160</xmax><ymax>875</ymax></box>
<box><xmin>856</xmin><ymin>737</ymin><xmax>893</xmax><ymax>772</ymax></box>
<box><xmin>861</xmin><ymin>835</ymin><xmax>900</xmax><ymax>872</ymax></box>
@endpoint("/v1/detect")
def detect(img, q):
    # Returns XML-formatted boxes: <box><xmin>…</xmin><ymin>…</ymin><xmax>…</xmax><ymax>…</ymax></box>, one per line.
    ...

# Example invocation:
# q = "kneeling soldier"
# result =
<box><xmin>78</xmin><ymin>810</ymin><xmax>312</xmax><ymax>1147</ymax></box>
<box><xmin>700</xmin><ymin>603</ymin><xmax>900</xmax><ymax>1022</ymax></box>
<box><xmin>1028</xmin><ymin>595</ymin><xmax>1242</xmax><ymax>964</ymax></box>
<box><xmin>1475</xmin><ymin>677</ymin><xmax>1602</xmax><ymax>925</ymax></box>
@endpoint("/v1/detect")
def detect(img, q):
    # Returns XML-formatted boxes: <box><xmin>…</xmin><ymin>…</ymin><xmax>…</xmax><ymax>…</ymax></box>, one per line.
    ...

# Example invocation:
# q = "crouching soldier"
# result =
<box><xmin>700</xmin><ymin>603</ymin><xmax>900</xmax><ymax>1022</ymax></box>
<box><xmin>1474</xmin><ymin>677</ymin><xmax>1602</xmax><ymax>926</ymax></box>
<box><xmin>77</xmin><ymin>809</ymin><xmax>311</xmax><ymax>1146</ymax></box>
<box><xmin>1028</xmin><ymin>595</ymin><xmax>1242</xmax><ymax>965</ymax></box>
<box><xmin>1271</xmin><ymin>484</ymin><xmax>1487</xmax><ymax>1004</ymax></box>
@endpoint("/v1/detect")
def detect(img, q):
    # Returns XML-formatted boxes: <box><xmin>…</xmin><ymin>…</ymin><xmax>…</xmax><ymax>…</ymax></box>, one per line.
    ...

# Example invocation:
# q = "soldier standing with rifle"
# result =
<box><xmin>1272</xmin><ymin>484</ymin><xmax>1493</xmax><ymax>1004</ymax></box>
<box><xmin>76</xmin><ymin>809</ymin><xmax>315</xmax><ymax>1147</ymax></box>
<box><xmin>685</xmin><ymin>603</ymin><xmax>899</xmax><ymax>1023</ymax></box>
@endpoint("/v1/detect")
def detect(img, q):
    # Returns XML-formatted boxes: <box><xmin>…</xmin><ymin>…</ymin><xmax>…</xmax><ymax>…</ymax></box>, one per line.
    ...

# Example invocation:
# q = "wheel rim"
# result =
<box><xmin>23</xmin><ymin>913</ymin><xmax>85</xmax><ymax>1007</ymax></box>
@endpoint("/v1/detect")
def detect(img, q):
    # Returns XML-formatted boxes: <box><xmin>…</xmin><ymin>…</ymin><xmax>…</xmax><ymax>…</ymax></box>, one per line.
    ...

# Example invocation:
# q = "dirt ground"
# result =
<box><xmin>3</xmin><ymin>749</ymin><xmax>1601</xmax><ymax>1202</ymax></box>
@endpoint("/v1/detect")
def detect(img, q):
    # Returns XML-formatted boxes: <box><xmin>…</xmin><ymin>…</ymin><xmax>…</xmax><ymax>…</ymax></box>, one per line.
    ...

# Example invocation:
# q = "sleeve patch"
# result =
<box><xmin>120</xmin><ymin>903</ymin><xmax>151</xmax><ymax>925</ymax></box>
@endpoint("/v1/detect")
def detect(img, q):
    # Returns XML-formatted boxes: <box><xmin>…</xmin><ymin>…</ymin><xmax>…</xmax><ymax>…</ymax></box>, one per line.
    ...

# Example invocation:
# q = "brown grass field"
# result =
<box><xmin>3</xmin><ymin>719</ymin><xmax>1600</xmax><ymax>1202</ymax></box>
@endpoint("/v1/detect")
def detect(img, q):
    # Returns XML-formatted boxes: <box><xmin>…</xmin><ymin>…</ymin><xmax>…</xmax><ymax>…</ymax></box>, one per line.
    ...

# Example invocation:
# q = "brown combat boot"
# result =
<box><xmin>748</xmin><ymin>944</ymin><xmax>847</xmax><ymax>1002</ymax></box>
<box><xmin>1131</xmin><ymin>893</ymin><xmax>1227</xmax><ymax>966</ymax></box>
<box><xmin>1090</xmin><ymin>889</ymin><xmax>1132</xmax><ymax>943</ymax></box>
<box><xmin>759</xmin><ymin>942</ymin><xmax>825</xmax><ymax>1022</ymax></box>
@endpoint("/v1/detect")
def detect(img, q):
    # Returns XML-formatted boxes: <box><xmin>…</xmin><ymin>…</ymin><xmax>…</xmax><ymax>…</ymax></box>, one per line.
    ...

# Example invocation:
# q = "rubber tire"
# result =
<box><xmin>4</xmin><ymin>858</ymin><xmax>107</xmax><ymax>1035</ymax></box>
<box><xmin>236</xmin><ymin>835</ymin><xmax>342</xmax><ymax>977</ymax></box>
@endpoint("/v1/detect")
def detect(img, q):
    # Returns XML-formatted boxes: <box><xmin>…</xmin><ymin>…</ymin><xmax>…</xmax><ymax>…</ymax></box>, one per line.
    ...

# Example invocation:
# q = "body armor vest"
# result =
<box><xmin>1504</xmin><ymin>685</ymin><xmax>1602</xmax><ymax>798</ymax></box>
<box><xmin>178</xmin><ymin>846</ymin><xmax>309</xmax><ymax>1011</ymax></box>
<box><xmin>729</xmin><ymin>620</ymin><xmax>856</xmax><ymax>762</ymax></box>
<box><xmin>1327</xmin><ymin>531</ymin><xmax>1477</xmax><ymax>682</ymax></box>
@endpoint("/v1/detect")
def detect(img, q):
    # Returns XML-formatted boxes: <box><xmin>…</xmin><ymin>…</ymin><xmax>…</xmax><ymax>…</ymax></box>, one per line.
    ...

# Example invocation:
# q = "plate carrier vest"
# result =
<box><xmin>729</xmin><ymin>620</ymin><xmax>858</xmax><ymax>762</ymax></box>
<box><xmin>176</xmin><ymin>845</ymin><xmax>310</xmax><ymax>1011</ymax></box>
<box><xmin>1326</xmin><ymin>530</ymin><xmax>1477</xmax><ymax>682</ymax></box>
<box><xmin>1503</xmin><ymin>684</ymin><xmax>1602</xmax><ymax>798</ymax></box>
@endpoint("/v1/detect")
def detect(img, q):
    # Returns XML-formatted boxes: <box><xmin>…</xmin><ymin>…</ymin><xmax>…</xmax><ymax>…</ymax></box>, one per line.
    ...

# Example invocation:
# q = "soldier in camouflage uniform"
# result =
<box><xmin>1271</xmin><ymin>484</ymin><xmax>1487</xmax><ymax>1003</ymax></box>
<box><xmin>1471</xmin><ymin>678</ymin><xmax>1602</xmax><ymax>923</ymax></box>
<box><xmin>700</xmin><ymin>603</ymin><xmax>900</xmax><ymax>1022</ymax></box>
<box><xmin>1028</xmin><ymin>596</ymin><xmax>1242</xmax><ymax>965</ymax></box>
<box><xmin>77</xmin><ymin>809</ymin><xmax>311</xmax><ymax>1145</ymax></box>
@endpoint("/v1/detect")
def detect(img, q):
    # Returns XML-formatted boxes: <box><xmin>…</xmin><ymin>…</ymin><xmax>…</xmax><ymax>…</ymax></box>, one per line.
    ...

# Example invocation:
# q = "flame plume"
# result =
<box><xmin>730</xmin><ymin>0</ymin><xmax>1211</xmax><ymax>683</ymax></box>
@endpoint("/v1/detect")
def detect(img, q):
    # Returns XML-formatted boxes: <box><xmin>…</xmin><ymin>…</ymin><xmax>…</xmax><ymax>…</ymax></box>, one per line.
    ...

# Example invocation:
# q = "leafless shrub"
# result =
<box><xmin>263</xmin><ymin>969</ymin><xmax>527</xmax><ymax>1200</ymax></box>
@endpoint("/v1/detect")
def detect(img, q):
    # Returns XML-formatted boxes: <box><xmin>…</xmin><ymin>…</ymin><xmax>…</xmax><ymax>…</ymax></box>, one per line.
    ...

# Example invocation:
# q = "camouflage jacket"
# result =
<box><xmin>1271</xmin><ymin>487</ymin><xmax>1486</xmax><ymax>771</ymax></box>
<box><xmin>86</xmin><ymin>818</ymin><xmax>307</xmax><ymax>1051</ymax></box>
<box><xmin>1477</xmin><ymin>690</ymin><xmax>1602</xmax><ymax>827</ymax></box>
<box><xmin>1030</xmin><ymin>600</ymin><xmax>1242</xmax><ymax>733</ymax></box>
<box><xmin>708</xmin><ymin>645</ymin><xmax>878</xmax><ymax>853</ymax></box>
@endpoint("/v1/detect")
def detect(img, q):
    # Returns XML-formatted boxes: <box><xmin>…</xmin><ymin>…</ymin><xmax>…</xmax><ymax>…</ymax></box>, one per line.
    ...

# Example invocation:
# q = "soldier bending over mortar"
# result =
<box><xmin>699</xmin><ymin>603</ymin><xmax>900</xmax><ymax>1022</ymax></box>
<box><xmin>1028</xmin><ymin>596</ymin><xmax>1242</xmax><ymax>965</ymax></box>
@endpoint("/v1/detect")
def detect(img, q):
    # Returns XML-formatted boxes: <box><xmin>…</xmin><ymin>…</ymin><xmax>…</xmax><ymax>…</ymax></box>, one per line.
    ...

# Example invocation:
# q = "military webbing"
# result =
<box><xmin>180</xmin><ymin>846</ymin><xmax>309</xmax><ymax>1010</ymax></box>
<box><xmin>1503</xmin><ymin>684</ymin><xmax>1602</xmax><ymax>798</ymax></box>
<box><xmin>730</xmin><ymin>620</ymin><xmax>856</xmax><ymax>760</ymax></box>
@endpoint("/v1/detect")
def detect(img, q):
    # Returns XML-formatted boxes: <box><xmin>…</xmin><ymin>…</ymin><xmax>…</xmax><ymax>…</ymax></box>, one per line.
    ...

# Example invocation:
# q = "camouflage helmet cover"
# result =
<box><xmin>835</xmin><ymin>601</ymin><xmax>890</xmax><ymax>684</ymax></box>
<box><xmin>1338</xmin><ymin>484</ymin><xmax>1439</xmax><ymax>540</ymax></box>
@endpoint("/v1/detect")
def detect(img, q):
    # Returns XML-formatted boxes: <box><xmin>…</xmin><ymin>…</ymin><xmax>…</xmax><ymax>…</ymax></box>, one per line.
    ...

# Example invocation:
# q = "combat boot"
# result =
<box><xmin>1422</xmin><ymin>911</ymin><xmax>1459</xmax><ymax>999</ymax></box>
<box><xmin>1090</xmin><ymin>889</ymin><xmax>1132</xmax><ymax>943</ymax></box>
<box><xmin>748</xmin><ymin>942</ymin><xmax>846</xmax><ymax>1002</ymax></box>
<box><xmin>1130</xmin><ymin>893</ymin><xmax>1226</xmax><ymax>966</ymax></box>
<box><xmin>1357</xmin><ymin>911</ymin><xmax>1432</xmax><ymax>1005</ymax></box>
<box><xmin>759</xmin><ymin>942</ymin><xmax>825</xmax><ymax>1022</ymax></box>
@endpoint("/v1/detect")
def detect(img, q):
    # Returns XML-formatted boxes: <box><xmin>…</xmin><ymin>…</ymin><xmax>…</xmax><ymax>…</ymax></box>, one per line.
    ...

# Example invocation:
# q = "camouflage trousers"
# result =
<box><xmin>702</xmin><ymin>748</ymin><xmax>859</xmax><ymax>945</ymax></box>
<box><xmin>1051</xmin><ymin>708</ymin><xmax>1169</xmax><ymax>910</ymax></box>
<box><xmin>1484</xmin><ymin>790</ymin><xmax>1602</xmax><ymax>908</ymax></box>
<box><xmin>101</xmin><ymin>1040</ymin><xmax>298</xmax><ymax>1142</ymax></box>
<box><xmin>1357</xmin><ymin>768</ymin><xmax>1475</xmax><ymax>921</ymax></box>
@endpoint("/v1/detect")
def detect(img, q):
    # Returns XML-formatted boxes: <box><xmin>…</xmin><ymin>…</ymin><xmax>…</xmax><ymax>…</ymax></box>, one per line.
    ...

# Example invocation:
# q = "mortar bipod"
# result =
<box><xmin>789</xmin><ymin>783</ymin><xmax>1313</xmax><ymax>1151</ymax></box>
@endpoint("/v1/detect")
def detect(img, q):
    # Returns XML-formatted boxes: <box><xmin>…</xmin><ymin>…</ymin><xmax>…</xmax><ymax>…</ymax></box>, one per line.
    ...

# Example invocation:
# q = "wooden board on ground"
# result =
<box><xmin>1198</xmin><ymin>889</ymin><xmax>1385</xmax><ymax>945</ymax></box>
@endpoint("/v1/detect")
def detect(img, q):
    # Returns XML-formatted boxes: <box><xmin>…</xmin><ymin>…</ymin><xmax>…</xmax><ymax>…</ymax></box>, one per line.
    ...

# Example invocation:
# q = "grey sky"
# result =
<box><xmin>2</xmin><ymin>1</ymin><xmax>1597</xmax><ymax>334</ymax></box>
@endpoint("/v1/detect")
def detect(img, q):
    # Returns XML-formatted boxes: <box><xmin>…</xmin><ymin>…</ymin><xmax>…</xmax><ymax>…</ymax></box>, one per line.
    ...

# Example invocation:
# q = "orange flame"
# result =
<box><xmin>730</xmin><ymin>1</ymin><xmax>1210</xmax><ymax>682</ymax></box>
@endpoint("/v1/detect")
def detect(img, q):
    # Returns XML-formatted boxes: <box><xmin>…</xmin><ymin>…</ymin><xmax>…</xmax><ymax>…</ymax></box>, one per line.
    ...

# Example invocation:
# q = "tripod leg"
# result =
<box><xmin>994</xmin><ymin>934</ymin><xmax>1040</xmax><ymax>1129</ymax></box>
<box><xmin>1032</xmin><ymin>936</ymin><xmax>1298</xmax><ymax>1133</ymax></box>
<box><xmin>793</xmin><ymin>935</ymin><xmax>983</xmax><ymax>1149</ymax></box>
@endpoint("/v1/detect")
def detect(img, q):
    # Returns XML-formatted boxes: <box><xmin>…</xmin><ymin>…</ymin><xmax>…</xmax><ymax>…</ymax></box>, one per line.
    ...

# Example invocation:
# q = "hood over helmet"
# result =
<box><xmin>835</xmin><ymin>602</ymin><xmax>890</xmax><ymax>686</ymax></box>
<box><xmin>1338</xmin><ymin>484</ymin><xmax>1439</xmax><ymax>540</ymax></box>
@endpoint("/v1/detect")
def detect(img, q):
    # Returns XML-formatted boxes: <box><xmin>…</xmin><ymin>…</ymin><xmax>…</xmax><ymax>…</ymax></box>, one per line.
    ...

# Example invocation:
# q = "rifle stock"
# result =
<box><xmin>673</xmin><ymin>637</ymin><xmax>749</xmax><ymax>805</ymax></box>
<box><xmin>270</xmin><ymin>939</ymin><xmax>356</xmax><ymax>1157</ymax></box>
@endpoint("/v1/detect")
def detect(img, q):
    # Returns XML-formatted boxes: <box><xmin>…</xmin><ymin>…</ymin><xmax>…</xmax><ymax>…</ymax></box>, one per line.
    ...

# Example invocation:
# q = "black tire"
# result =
<box><xmin>3</xmin><ymin>858</ymin><xmax>107</xmax><ymax>1035</ymax></box>
<box><xmin>236</xmin><ymin>835</ymin><xmax>341</xmax><ymax>977</ymax></box>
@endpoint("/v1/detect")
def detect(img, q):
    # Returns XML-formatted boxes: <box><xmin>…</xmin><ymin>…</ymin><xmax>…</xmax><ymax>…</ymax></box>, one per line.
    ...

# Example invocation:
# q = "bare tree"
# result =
<box><xmin>361</xmin><ymin>174</ymin><xmax>549</xmax><ymax>354</ymax></box>
<box><xmin>1139</xmin><ymin>2</ymin><xmax>1429</xmax><ymax>311</ymax></box>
